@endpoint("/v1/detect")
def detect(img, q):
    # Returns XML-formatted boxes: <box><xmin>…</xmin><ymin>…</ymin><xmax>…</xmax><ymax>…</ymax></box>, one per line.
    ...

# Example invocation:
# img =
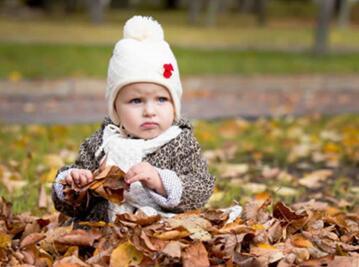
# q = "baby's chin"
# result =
<box><xmin>133</xmin><ymin>129</ymin><xmax>163</xmax><ymax>140</ymax></box>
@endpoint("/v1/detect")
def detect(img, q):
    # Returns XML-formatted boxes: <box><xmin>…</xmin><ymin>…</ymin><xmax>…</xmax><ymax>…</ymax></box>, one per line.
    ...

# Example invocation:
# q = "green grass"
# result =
<box><xmin>2</xmin><ymin>42</ymin><xmax>359</xmax><ymax>79</ymax></box>
<box><xmin>1</xmin><ymin>6</ymin><xmax>359</xmax><ymax>49</ymax></box>
<box><xmin>0</xmin><ymin>115</ymin><xmax>358</xmax><ymax>214</ymax></box>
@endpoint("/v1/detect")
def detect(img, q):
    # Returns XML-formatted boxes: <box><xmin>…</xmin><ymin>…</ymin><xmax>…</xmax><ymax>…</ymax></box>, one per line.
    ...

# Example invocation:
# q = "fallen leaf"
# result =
<box><xmin>20</xmin><ymin>233</ymin><xmax>46</xmax><ymax>248</ymax></box>
<box><xmin>38</xmin><ymin>184</ymin><xmax>48</xmax><ymax>209</ymax></box>
<box><xmin>299</xmin><ymin>170</ymin><xmax>333</xmax><ymax>189</ymax></box>
<box><xmin>182</xmin><ymin>241</ymin><xmax>210</xmax><ymax>267</ymax></box>
<box><xmin>161</xmin><ymin>240</ymin><xmax>182</xmax><ymax>258</ymax></box>
<box><xmin>217</xmin><ymin>163</ymin><xmax>249</xmax><ymax>179</ymax></box>
<box><xmin>110</xmin><ymin>242</ymin><xmax>143</xmax><ymax>267</ymax></box>
<box><xmin>55</xmin><ymin>229</ymin><xmax>102</xmax><ymax>247</ymax></box>
<box><xmin>153</xmin><ymin>228</ymin><xmax>190</xmax><ymax>240</ymax></box>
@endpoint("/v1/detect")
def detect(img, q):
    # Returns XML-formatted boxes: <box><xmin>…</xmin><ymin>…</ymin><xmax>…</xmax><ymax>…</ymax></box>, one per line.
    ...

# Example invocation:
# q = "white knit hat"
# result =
<box><xmin>106</xmin><ymin>16</ymin><xmax>183</xmax><ymax>125</ymax></box>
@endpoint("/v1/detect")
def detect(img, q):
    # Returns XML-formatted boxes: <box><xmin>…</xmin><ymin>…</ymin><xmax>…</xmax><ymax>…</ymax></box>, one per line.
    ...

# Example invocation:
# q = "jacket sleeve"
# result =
<box><xmin>169</xmin><ymin>129</ymin><xmax>215</xmax><ymax>212</ymax></box>
<box><xmin>51</xmin><ymin>127</ymin><xmax>106</xmax><ymax>219</ymax></box>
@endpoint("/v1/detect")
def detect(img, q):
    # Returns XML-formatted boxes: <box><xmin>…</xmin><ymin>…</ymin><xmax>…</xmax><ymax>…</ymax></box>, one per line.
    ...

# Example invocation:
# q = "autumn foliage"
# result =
<box><xmin>1</xmin><ymin>167</ymin><xmax>358</xmax><ymax>266</ymax></box>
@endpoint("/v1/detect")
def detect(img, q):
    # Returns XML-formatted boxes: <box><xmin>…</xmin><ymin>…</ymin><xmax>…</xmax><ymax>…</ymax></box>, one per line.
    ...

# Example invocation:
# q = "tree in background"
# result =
<box><xmin>86</xmin><ymin>0</ymin><xmax>111</xmax><ymax>24</ymax></box>
<box><xmin>337</xmin><ymin>0</ymin><xmax>358</xmax><ymax>28</ymax></box>
<box><xmin>188</xmin><ymin>0</ymin><xmax>203</xmax><ymax>25</ymax></box>
<box><xmin>313</xmin><ymin>0</ymin><xmax>335</xmax><ymax>55</ymax></box>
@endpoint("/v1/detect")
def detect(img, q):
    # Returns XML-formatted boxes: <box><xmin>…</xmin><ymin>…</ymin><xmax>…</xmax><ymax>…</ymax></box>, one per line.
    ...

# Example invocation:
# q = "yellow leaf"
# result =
<box><xmin>252</xmin><ymin>224</ymin><xmax>265</xmax><ymax>231</ymax></box>
<box><xmin>153</xmin><ymin>229</ymin><xmax>190</xmax><ymax>240</ymax></box>
<box><xmin>207</xmin><ymin>191</ymin><xmax>224</xmax><ymax>205</ymax></box>
<box><xmin>44</xmin><ymin>154</ymin><xmax>65</xmax><ymax>169</ymax></box>
<box><xmin>40</xmin><ymin>167</ymin><xmax>59</xmax><ymax>184</ymax></box>
<box><xmin>0</xmin><ymin>231</ymin><xmax>11</xmax><ymax>249</ymax></box>
<box><xmin>110</xmin><ymin>242</ymin><xmax>143</xmax><ymax>267</ymax></box>
<box><xmin>291</xmin><ymin>235</ymin><xmax>313</xmax><ymax>248</ymax></box>
<box><xmin>254</xmin><ymin>191</ymin><xmax>271</xmax><ymax>201</ymax></box>
<box><xmin>8</xmin><ymin>71</ymin><xmax>22</xmax><ymax>82</ymax></box>
<box><xmin>257</xmin><ymin>243</ymin><xmax>276</xmax><ymax>250</ymax></box>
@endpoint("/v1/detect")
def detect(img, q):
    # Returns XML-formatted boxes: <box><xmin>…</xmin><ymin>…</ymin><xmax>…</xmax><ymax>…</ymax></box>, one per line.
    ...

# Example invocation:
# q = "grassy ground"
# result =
<box><xmin>0</xmin><ymin>115</ymin><xmax>358</xmax><ymax>215</ymax></box>
<box><xmin>1</xmin><ymin>7</ymin><xmax>359</xmax><ymax>79</ymax></box>
<box><xmin>2</xmin><ymin>42</ymin><xmax>359</xmax><ymax>79</ymax></box>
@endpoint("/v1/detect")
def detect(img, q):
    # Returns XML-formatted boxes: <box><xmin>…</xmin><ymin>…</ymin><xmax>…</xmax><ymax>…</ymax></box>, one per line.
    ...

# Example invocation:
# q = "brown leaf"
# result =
<box><xmin>55</xmin><ymin>229</ymin><xmax>102</xmax><ymax>247</ymax></box>
<box><xmin>291</xmin><ymin>234</ymin><xmax>314</xmax><ymax>248</ymax></box>
<box><xmin>89</xmin><ymin>165</ymin><xmax>126</xmax><ymax>204</ymax></box>
<box><xmin>251</xmin><ymin>243</ymin><xmax>285</xmax><ymax>264</ymax></box>
<box><xmin>39</xmin><ymin>226</ymin><xmax>73</xmax><ymax>254</ymax></box>
<box><xmin>167</xmin><ymin>214</ymin><xmax>212</xmax><ymax>241</ymax></box>
<box><xmin>161</xmin><ymin>240</ymin><xmax>182</xmax><ymax>258</ymax></box>
<box><xmin>242</xmin><ymin>197</ymin><xmax>271</xmax><ymax>223</ymax></box>
<box><xmin>298</xmin><ymin>255</ymin><xmax>334</xmax><ymax>267</ymax></box>
<box><xmin>153</xmin><ymin>228</ymin><xmax>190</xmax><ymax>240</ymax></box>
<box><xmin>38</xmin><ymin>184</ymin><xmax>48</xmax><ymax>209</ymax></box>
<box><xmin>201</xmin><ymin>209</ymin><xmax>229</xmax><ymax>226</ymax></box>
<box><xmin>20</xmin><ymin>232</ymin><xmax>46</xmax><ymax>248</ymax></box>
<box><xmin>298</xmin><ymin>169</ymin><xmax>332</xmax><ymax>189</ymax></box>
<box><xmin>53</xmin><ymin>255</ymin><xmax>90</xmax><ymax>267</ymax></box>
<box><xmin>182</xmin><ymin>241</ymin><xmax>210</xmax><ymax>267</ymax></box>
<box><xmin>328</xmin><ymin>256</ymin><xmax>359</xmax><ymax>267</ymax></box>
<box><xmin>267</xmin><ymin>220</ymin><xmax>283</xmax><ymax>243</ymax></box>
<box><xmin>273</xmin><ymin>201</ymin><xmax>306</xmax><ymax>222</ymax></box>
<box><xmin>115</xmin><ymin>213</ymin><xmax>161</xmax><ymax>226</ymax></box>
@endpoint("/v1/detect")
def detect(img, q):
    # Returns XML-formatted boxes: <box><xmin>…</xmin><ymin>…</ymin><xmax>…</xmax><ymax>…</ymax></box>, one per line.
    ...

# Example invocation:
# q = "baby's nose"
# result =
<box><xmin>143</xmin><ymin>103</ymin><xmax>156</xmax><ymax>116</ymax></box>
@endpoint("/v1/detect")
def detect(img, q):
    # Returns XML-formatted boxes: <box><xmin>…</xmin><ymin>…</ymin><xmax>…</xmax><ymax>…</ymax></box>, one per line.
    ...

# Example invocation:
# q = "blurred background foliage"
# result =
<box><xmin>1</xmin><ymin>0</ymin><xmax>359</xmax><ymax>79</ymax></box>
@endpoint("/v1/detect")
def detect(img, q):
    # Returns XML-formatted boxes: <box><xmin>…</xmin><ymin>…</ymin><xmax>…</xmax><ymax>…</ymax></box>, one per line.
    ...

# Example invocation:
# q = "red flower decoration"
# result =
<box><xmin>163</xmin><ymin>63</ymin><xmax>174</xmax><ymax>79</ymax></box>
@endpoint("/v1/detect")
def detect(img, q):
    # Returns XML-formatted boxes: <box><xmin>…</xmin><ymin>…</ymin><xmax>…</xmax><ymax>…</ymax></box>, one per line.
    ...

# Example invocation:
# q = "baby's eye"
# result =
<box><xmin>129</xmin><ymin>98</ymin><xmax>142</xmax><ymax>104</ymax></box>
<box><xmin>158</xmin><ymin>97</ymin><xmax>169</xmax><ymax>103</ymax></box>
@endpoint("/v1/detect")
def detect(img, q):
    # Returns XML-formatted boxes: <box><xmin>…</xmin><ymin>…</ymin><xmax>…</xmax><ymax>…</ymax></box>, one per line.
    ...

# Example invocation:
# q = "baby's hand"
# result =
<box><xmin>125</xmin><ymin>162</ymin><xmax>166</xmax><ymax>196</ymax></box>
<box><xmin>64</xmin><ymin>168</ymin><xmax>94</xmax><ymax>188</ymax></box>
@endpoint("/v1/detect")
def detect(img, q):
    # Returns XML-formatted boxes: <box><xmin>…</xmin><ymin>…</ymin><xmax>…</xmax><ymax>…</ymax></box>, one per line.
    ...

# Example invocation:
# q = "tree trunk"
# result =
<box><xmin>165</xmin><ymin>0</ymin><xmax>179</xmax><ymax>9</ymax></box>
<box><xmin>87</xmin><ymin>0</ymin><xmax>110</xmax><ymax>24</ymax></box>
<box><xmin>313</xmin><ymin>0</ymin><xmax>335</xmax><ymax>55</ymax></box>
<box><xmin>255</xmin><ymin>0</ymin><xmax>268</xmax><ymax>26</ymax></box>
<box><xmin>338</xmin><ymin>0</ymin><xmax>351</xmax><ymax>28</ymax></box>
<box><xmin>65</xmin><ymin>0</ymin><xmax>78</xmax><ymax>13</ymax></box>
<box><xmin>188</xmin><ymin>0</ymin><xmax>202</xmax><ymax>25</ymax></box>
<box><xmin>206</xmin><ymin>0</ymin><xmax>219</xmax><ymax>27</ymax></box>
<box><xmin>238</xmin><ymin>0</ymin><xmax>254</xmax><ymax>13</ymax></box>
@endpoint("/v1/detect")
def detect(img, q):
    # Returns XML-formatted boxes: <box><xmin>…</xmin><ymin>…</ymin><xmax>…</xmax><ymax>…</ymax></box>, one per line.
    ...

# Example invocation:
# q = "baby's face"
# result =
<box><xmin>115</xmin><ymin>82</ymin><xmax>175</xmax><ymax>139</ymax></box>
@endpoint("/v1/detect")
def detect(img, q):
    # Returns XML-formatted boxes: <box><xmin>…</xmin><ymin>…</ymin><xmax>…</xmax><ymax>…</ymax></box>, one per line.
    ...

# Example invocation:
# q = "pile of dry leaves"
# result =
<box><xmin>0</xmin><ymin>166</ymin><xmax>358</xmax><ymax>267</ymax></box>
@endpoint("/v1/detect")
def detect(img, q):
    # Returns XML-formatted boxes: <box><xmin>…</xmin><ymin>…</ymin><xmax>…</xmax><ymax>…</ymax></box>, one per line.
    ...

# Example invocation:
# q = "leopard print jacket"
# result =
<box><xmin>52</xmin><ymin>117</ymin><xmax>215</xmax><ymax>223</ymax></box>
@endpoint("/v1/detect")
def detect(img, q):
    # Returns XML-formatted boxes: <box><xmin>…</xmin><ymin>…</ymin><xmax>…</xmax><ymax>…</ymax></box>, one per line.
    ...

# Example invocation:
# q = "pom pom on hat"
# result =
<box><xmin>123</xmin><ymin>16</ymin><xmax>164</xmax><ymax>41</ymax></box>
<box><xmin>106</xmin><ymin>16</ymin><xmax>183</xmax><ymax>125</ymax></box>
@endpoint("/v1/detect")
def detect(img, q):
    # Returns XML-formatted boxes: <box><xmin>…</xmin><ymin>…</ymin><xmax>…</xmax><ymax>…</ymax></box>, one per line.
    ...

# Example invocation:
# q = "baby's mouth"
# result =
<box><xmin>140</xmin><ymin>122</ymin><xmax>159</xmax><ymax>129</ymax></box>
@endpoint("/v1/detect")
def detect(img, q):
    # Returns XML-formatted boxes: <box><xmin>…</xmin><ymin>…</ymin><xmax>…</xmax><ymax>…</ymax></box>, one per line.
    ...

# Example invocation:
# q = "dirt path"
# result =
<box><xmin>1</xmin><ymin>75</ymin><xmax>358</xmax><ymax>124</ymax></box>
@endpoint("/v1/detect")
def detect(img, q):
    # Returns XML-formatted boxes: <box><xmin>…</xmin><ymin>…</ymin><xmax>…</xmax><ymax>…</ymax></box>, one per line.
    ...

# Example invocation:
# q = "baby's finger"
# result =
<box><xmin>125</xmin><ymin>169</ymin><xmax>136</xmax><ymax>180</ymax></box>
<box><xmin>65</xmin><ymin>175</ymin><xmax>74</xmax><ymax>185</ymax></box>
<box><xmin>84</xmin><ymin>170</ymin><xmax>94</xmax><ymax>182</ymax></box>
<box><xmin>71</xmin><ymin>171</ymin><xmax>82</xmax><ymax>186</ymax></box>
<box><xmin>126</xmin><ymin>173</ymin><xmax>147</xmax><ymax>184</ymax></box>
<box><xmin>79</xmin><ymin>174</ymin><xmax>89</xmax><ymax>187</ymax></box>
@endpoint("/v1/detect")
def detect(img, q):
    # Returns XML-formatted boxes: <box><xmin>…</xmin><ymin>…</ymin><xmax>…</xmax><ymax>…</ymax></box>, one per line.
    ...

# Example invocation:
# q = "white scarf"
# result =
<box><xmin>95</xmin><ymin>124</ymin><xmax>182</xmax><ymax>172</ymax></box>
<box><xmin>95</xmin><ymin>124</ymin><xmax>182</xmax><ymax>221</ymax></box>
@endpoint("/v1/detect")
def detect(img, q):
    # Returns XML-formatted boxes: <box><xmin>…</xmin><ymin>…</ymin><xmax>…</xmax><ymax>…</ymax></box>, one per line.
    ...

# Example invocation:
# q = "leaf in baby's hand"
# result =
<box><xmin>90</xmin><ymin>165</ymin><xmax>126</xmax><ymax>204</ymax></box>
<box><xmin>61</xmin><ymin>165</ymin><xmax>126</xmax><ymax>205</ymax></box>
<box><xmin>61</xmin><ymin>182</ymin><xmax>88</xmax><ymax>207</ymax></box>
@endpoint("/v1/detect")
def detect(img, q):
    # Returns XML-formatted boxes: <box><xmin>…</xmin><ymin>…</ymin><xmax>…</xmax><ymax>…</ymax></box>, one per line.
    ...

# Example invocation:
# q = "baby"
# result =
<box><xmin>52</xmin><ymin>16</ymin><xmax>214</xmax><ymax>223</ymax></box>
